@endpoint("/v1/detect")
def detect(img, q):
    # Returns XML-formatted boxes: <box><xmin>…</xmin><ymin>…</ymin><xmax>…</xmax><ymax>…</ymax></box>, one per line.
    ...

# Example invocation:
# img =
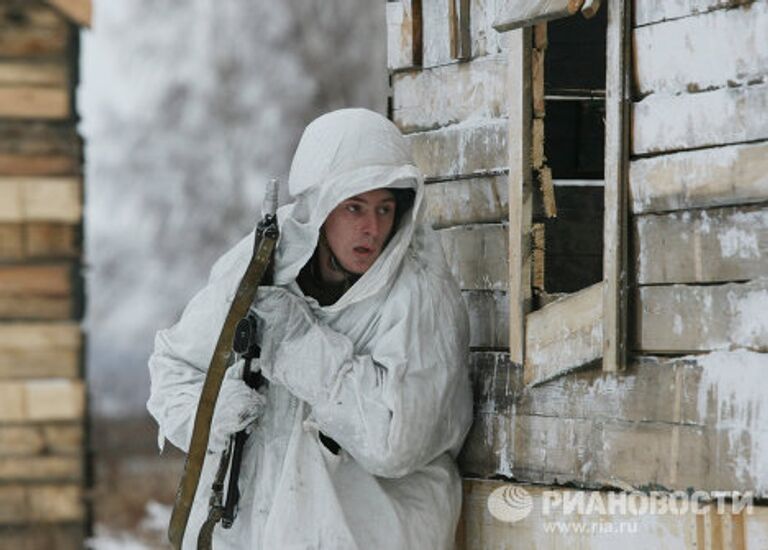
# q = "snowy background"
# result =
<box><xmin>80</xmin><ymin>0</ymin><xmax>387</xmax><ymax>418</ymax></box>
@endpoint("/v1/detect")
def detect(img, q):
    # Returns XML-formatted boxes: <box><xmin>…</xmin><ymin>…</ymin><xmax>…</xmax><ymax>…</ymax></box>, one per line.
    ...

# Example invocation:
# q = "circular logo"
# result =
<box><xmin>487</xmin><ymin>485</ymin><xmax>533</xmax><ymax>523</ymax></box>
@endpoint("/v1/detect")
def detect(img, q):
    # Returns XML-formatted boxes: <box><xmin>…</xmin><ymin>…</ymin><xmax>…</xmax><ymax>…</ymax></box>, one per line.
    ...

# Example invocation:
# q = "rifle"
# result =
<box><xmin>167</xmin><ymin>180</ymin><xmax>280</xmax><ymax>549</ymax></box>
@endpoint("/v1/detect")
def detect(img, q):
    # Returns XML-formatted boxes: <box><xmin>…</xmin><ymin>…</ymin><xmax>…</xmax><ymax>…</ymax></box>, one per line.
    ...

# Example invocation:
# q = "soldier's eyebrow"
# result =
<box><xmin>346</xmin><ymin>196</ymin><xmax>396</xmax><ymax>204</ymax></box>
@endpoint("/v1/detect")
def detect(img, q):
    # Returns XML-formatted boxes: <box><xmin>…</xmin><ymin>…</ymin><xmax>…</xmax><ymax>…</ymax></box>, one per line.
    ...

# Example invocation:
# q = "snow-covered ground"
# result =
<box><xmin>79</xmin><ymin>0</ymin><xmax>386</xmax><ymax>416</ymax></box>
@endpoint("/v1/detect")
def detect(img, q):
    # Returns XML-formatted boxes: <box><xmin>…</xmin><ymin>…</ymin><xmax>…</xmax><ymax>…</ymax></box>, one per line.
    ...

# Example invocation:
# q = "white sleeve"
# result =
<box><xmin>253</xmin><ymin>272</ymin><xmax>473</xmax><ymax>478</ymax></box>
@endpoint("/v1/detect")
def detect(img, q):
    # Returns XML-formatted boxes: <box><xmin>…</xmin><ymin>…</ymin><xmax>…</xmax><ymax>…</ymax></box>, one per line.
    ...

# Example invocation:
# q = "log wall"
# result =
<box><xmin>0</xmin><ymin>1</ymin><xmax>88</xmax><ymax>548</ymax></box>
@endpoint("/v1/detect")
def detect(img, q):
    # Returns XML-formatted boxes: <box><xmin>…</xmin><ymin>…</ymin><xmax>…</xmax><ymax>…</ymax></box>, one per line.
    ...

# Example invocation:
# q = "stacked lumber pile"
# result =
<box><xmin>0</xmin><ymin>1</ymin><xmax>89</xmax><ymax>548</ymax></box>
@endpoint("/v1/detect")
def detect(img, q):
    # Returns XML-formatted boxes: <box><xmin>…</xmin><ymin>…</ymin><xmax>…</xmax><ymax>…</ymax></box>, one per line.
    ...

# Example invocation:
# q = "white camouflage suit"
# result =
<box><xmin>147</xmin><ymin>108</ymin><xmax>473</xmax><ymax>549</ymax></box>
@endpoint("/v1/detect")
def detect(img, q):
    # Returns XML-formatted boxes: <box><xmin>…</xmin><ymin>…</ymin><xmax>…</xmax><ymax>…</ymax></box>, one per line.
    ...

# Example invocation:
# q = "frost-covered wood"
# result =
<box><xmin>634</xmin><ymin>205</ymin><xmax>768</xmax><ymax>285</ymax></box>
<box><xmin>461</xmin><ymin>351</ymin><xmax>768</xmax><ymax>493</ymax></box>
<box><xmin>0</xmin><ymin>322</ymin><xmax>80</xmax><ymax>378</ymax></box>
<box><xmin>457</xmin><ymin>480</ymin><xmax>768</xmax><ymax>550</ymax></box>
<box><xmin>634</xmin><ymin>2</ymin><xmax>768</xmax><ymax>97</ymax></box>
<box><xmin>386</xmin><ymin>1</ymin><xmax>418</xmax><ymax>70</ymax></box>
<box><xmin>0</xmin><ymin>86</ymin><xmax>70</xmax><ymax>119</ymax></box>
<box><xmin>407</xmin><ymin>118</ymin><xmax>508</xmax><ymax>180</ymax></box>
<box><xmin>634</xmin><ymin>0</ymin><xmax>757</xmax><ymax>27</ymax></box>
<box><xmin>0</xmin><ymin>177</ymin><xmax>81</xmax><ymax>222</ymax></box>
<box><xmin>424</xmin><ymin>175</ymin><xmax>508</xmax><ymax>228</ymax></box>
<box><xmin>392</xmin><ymin>53</ymin><xmax>508</xmax><ymax>132</ymax></box>
<box><xmin>0</xmin><ymin>223</ymin><xmax>79</xmax><ymax>260</ymax></box>
<box><xmin>629</xmin><ymin>141</ymin><xmax>768</xmax><ymax>214</ymax></box>
<box><xmin>0</xmin><ymin>424</ymin><xmax>83</xmax><ymax>456</ymax></box>
<box><xmin>525</xmin><ymin>282</ymin><xmax>603</xmax><ymax>385</ymax></box>
<box><xmin>632</xmin><ymin>83</ymin><xmax>768</xmax><ymax>155</ymax></box>
<box><xmin>603</xmin><ymin>0</ymin><xmax>630</xmax><ymax>372</ymax></box>
<box><xmin>493</xmin><ymin>0</ymin><xmax>584</xmax><ymax>32</ymax></box>
<box><xmin>507</xmin><ymin>29</ymin><xmax>533</xmax><ymax>364</ymax></box>
<box><xmin>0</xmin><ymin>264</ymin><xmax>74</xmax><ymax>319</ymax></box>
<box><xmin>0</xmin><ymin>484</ymin><xmax>84</xmax><ymax>523</ymax></box>
<box><xmin>0</xmin><ymin>379</ymin><xmax>84</xmax><ymax>421</ymax></box>
<box><xmin>636</xmin><ymin>278</ymin><xmax>768</xmax><ymax>353</ymax></box>
<box><xmin>439</xmin><ymin>224</ymin><xmax>508</xmax><ymax>290</ymax></box>
<box><xmin>464</xmin><ymin>290</ymin><xmax>509</xmax><ymax>348</ymax></box>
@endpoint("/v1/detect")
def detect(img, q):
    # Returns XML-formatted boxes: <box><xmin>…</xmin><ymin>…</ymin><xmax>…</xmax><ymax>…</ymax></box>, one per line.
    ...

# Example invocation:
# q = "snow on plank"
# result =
<box><xmin>635</xmin><ymin>278</ymin><xmax>768</xmax><ymax>353</ymax></box>
<box><xmin>629</xmin><ymin>140</ymin><xmax>768</xmax><ymax>214</ymax></box>
<box><xmin>634</xmin><ymin>2</ymin><xmax>768</xmax><ymax>97</ymax></box>
<box><xmin>407</xmin><ymin>118</ymin><xmax>508</xmax><ymax>180</ymax></box>
<box><xmin>634</xmin><ymin>204</ymin><xmax>768</xmax><ymax>285</ymax></box>
<box><xmin>424</xmin><ymin>175</ymin><xmax>508</xmax><ymax>228</ymax></box>
<box><xmin>392</xmin><ymin>53</ymin><xmax>508</xmax><ymax>132</ymax></box>
<box><xmin>632</xmin><ymin>83</ymin><xmax>768</xmax><ymax>155</ymax></box>
<box><xmin>634</xmin><ymin>0</ymin><xmax>758</xmax><ymax>27</ymax></box>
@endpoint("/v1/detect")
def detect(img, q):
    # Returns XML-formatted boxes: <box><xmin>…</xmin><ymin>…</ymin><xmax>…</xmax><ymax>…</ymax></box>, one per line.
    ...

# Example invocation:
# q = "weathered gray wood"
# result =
<box><xmin>632</xmin><ymin>83</ymin><xmax>768</xmax><ymax>156</ymax></box>
<box><xmin>407</xmin><ymin>118</ymin><xmax>508</xmax><ymax>180</ymax></box>
<box><xmin>463</xmin><ymin>290</ymin><xmax>509</xmax><ymax>349</ymax></box>
<box><xmin>634</xmin><ymin>2</ymin><xmax>768</xmax><ymax>97</ymax></box>
<box><xmin>0</xmin><ymin>322</ymin><xmax>81</xmax><ymax>379</ymax></box>
<box><xmin>629</xmin><ymin>140</ymin><xmax>768</xmax><ymax>214</ymax></box>
<box><xmin>461</xmin><ymin>351</ymin><xmax>768</xmax><ymax>494</ymax></box>
<box><xmin>458</xmin><ymin>480</ymin><xmax>768</xmax><ymax>550</ymax></box>
<box><xmin>439</xmin><ymin>224</ymin><xmax>508</xmax><ymax>291</ymax></box>
<box><xmin>634</xmin><ymin>0</ymin><xmax>757</xmax><ymax>27</ymax></box>
<box><xmin>386</xmin><ymin>1</ymin><xmax>417</xmax><ymax>71</ymax></box>
<box><xmin>636</xmin><ymin>278</ymin><xmax>768</xmax><ymax>353</ymax></box>
<box><xmin>493</xmin><ymin>0</ymin><xmax>584</xmax><ymax>32</ymax></box>
<box><xmin>392</xmin><ymin>53</ymin><xmax>508</xmax><ymax>132</ymax></box>
<box><xmin>525</xmin><ymin>282</ymin><xmax>603</xmax><ymax>385</ymax></box>
<box><xmin>424</xmin><ymin>175</ymin><xmax>508</xmax><ymax>228</ymax></box>
<box><xmin>602</xmin><ymin>0</ymin><xmax>630</xmax><ymax>372</ymax></box>
<box><xmin>507</xmin><ymin>29</ymin><xmax>533</xmax><ymax>364</ymax></box>
<box><xmin>634</xmin><ymin>205</ymin><xmax>768</xmax><ymax>285</ymax></box>
<box><xmin>581</xmin><ymin>0</ymin><xmax>601</xmax><ymax>18</ymax></box>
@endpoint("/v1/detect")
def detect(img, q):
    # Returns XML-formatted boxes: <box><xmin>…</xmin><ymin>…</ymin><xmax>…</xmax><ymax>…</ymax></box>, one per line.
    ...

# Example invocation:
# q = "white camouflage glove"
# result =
<box><xmin>207</xmin><ymin>360</ymin><xmax>267</xmax><ymax>453</ymax></box>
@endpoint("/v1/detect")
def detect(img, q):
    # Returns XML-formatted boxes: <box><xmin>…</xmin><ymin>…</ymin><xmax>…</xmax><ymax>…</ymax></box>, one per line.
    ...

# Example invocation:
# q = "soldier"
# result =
<box><xmin>148</xmin><ymin>108</ymin><xmax>473</xmax><ymax>548</ymax></box>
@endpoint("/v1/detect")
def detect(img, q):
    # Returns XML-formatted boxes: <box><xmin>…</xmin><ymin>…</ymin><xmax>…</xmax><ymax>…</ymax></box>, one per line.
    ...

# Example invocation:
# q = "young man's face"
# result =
<box><xmin>321</xmin><ymin>188</ymin><xmax>397</xmax><ymax>277</ymax></box>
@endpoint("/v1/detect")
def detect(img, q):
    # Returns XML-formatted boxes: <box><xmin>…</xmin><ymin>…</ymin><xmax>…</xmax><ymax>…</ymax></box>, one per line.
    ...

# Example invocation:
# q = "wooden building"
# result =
<box><xmin>387</xmin><ymin>0</ymin><xmax>768</xmax><ymax>547</ymax></box>
<box><xmin>0</xmin><ymin>1</ymin><xmax>91</xmax><ymax>548</ymax></box>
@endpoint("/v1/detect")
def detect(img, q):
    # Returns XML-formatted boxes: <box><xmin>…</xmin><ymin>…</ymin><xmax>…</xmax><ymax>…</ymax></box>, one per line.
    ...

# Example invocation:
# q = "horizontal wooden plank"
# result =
<box><xmin>0</xmin><ymin>121</ymin><xmax>80</xmax><ymax>156</ymax></box>
<box><xmin>408</xmin><ymin>118</ymin><xmax>508</xmax><ymax>180</ymax></box>
<box><xmin>635</xmin><ymin>204</ymin><xmax>768</xmax><ymax>285</ymax></box>
<box><xmin>0</xmin><ymin>484</ymin><xmax>84</xmax><ymax>524</ymax></box>
<box><xmin>458</xmin><ymin>480</ymin><xmax>768</xmax><ymax>550</ymax></box>
<box><xmin>636</xmin><ymin>278</ymin><xmax>768</xmax><ymax>353</ymax></box>
<box><xmin>634</xmin><ymin>0</ymin><xmax>757</xmax><ymax>27</ymax></box>
<box><xmin>0</xmin><ymin>17</ymin><xmax>69</xmax><ymax>59</ymax></box>
<box><xmin>632</xmin><ymin>83</ymin><xmax>768</xmax><ymax>155</ymax></box>
<box><xmin>461</xmin><ymin>350</ymin><xmax>768</xmax><ymax>493</ymax></box>
<box><xmin>629</xmin><ymin>140</ymin><xmax>768</xmax><ymax>214</ymax></box>
<box><xmin>0</xmin><ymin>423</ymin><xmax>83</xmax><ymax>456</ymax></box>
<box><xmin>0</xmin><ymin>153</ymin><xmax>79</xmax><ymax>176</ymax></box>
<box><xmin>0</xmin><ymin>177</ymin><xmax>81</xmax><ymax>222</ymax></box>
<box><xmin>0</xmin><ymin>523</ymin><xmax>84</xmax><ymax>550</ymax></box>
<box><xmin>0</xmin><ymin>322</ymin><xmax>81</xmax><ymax>378</ymax></box>
<box><xmin>0</xmin><ymin>62</ymin><xmax>67</xmax><ymax>87</ymax></box>
<box><xmin>45</xmin><ymin>0</ymin><xmax>92</xmax><ymax>27</ymax></box>
<box><xmin>0</xmin><ymin>86</ymin><xmax>69</xmax><ymax>119</ymax></box>
<box><xmin>634</xmin><ymin>2</ymin><xmax>768</xmax><ymax>96</ymax></box>
<box><xmin>0</xmin><ymin>264</ymin><xmax>72</xmax><ymax>295</ymax></box>
<box><xmin>493</xmin><ymin>0</ymin><xmax>583</xmax><ymax>32</ymax></box>
<box><xmin>463</xmin><ymin>290</ymin><xmax>509</xmax><ymax>348</ymax></box>
<box><xmin>440</xmin><ymin>224</ymin><xmax>508</xmax><ymax>291</ymax></box>
<box><xmin>0</xmin><ymin>454</ymin><xmax>82</xmax><ymax>482</ymax></box>
<box><xmin>392</xmin><ymin>54</ymin><xmax>508</xmax><ymax>132</ymax></box>
<box><xmin>525</xmin><ymin>282</ymin><xmax>603</xmax><ymax>385</ymax></box>
<box><xmin>0</xmin><ymin>223</ymin><xmax>80</xmax><ymax>260</ymax></box>
<box><xmin>424</xmin><ymin>175</ymin><xmax>508</xmax><ymax>228</ymax></box>
<box><xmin>0</xmin><ymin>379</ymin><xmax>85</xmax><ymax>422</ymax></box>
